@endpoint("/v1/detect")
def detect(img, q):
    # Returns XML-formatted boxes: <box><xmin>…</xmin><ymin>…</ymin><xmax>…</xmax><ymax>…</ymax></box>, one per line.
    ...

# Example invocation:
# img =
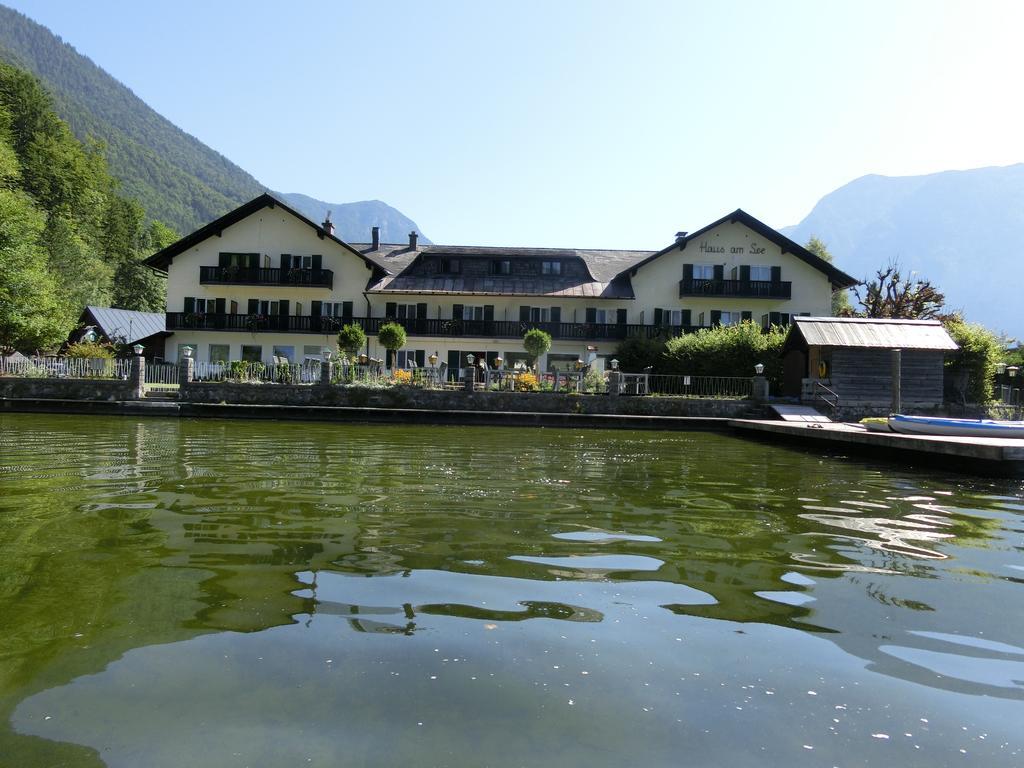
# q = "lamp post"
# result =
<box><xmin>608</xmin><ymin>358</ymin><xmax>621</xmax><ymax>396</ymax></box>
<box><xmin>1009</xmin><ymin>366</ymin><xmax>1020</xmax><ymax>378</ymax></box>
<box><xmin>751</xmin><ymin>361</ymin><xmax>768</xmax><ymax>402</ymax></box>
<box><xmin>428</xmin><ymin>351</ymin><xmax>438</xmax><ymax>367</ymax></box>
<box><xmin>182</xmin><ymin>346</ymin><xmax>194</xmax><ymax>359</ymax></box>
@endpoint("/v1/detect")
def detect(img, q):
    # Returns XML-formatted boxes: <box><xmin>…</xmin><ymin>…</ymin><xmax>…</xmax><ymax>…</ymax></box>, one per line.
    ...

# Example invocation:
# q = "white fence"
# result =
<box><xmin>0</xmin><ymin>356</ymin><xmax>132</xmax><ymax>379</ymax></box>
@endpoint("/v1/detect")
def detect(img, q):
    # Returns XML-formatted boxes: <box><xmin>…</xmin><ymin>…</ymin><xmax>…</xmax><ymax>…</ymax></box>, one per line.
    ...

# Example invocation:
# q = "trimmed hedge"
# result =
<box><xmin>661</xmin><ymin>323</ymin><xmax>788</xmax><ymax>383</ymax></box>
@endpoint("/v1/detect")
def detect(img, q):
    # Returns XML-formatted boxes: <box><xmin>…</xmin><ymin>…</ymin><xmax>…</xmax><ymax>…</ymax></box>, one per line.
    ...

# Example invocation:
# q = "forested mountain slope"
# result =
<box><xmin>0</xmin><ymin>4</ymin><xmax>430</xmax><ymax>241</ymax></box>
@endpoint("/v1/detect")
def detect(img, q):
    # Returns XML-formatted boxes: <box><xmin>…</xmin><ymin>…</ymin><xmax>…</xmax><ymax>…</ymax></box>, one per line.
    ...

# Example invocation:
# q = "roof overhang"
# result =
<box><xmin>624</xmin><ymin>209</ymin><xmax>858</xmax><ymax>290</ymax></box>
<box><xmin>143</xmin><ymin>193</ymin><xmax>388</xmax><ymax>276</ymax></box>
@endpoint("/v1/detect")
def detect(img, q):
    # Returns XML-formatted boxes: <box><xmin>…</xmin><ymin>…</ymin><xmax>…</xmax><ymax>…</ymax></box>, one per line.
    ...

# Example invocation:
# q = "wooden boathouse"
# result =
<box><xmin>781</xmin><ymin>317</ymin><xmax>958</xmax><ymax>409</ymax></box>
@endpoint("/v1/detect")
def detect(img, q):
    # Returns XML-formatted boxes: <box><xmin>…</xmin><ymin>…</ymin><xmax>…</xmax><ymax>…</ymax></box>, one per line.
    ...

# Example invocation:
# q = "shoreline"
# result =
<box><xmin>4</xmin><ymin>396</ymin><xmax>1022</xmax><ymax>477</ymax></box>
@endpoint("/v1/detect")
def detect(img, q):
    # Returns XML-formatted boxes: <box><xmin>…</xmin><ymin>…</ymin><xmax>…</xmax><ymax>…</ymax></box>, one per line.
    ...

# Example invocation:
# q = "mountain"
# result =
<box><xmin>782</xmin><ymin>164</ymin><xmax>1024</xmax><ymax>338</ymax></box>
<box><xmin>0</xmin><ymin>4</ymin><xmax>427</xmax><ymax>241</ymax></box>
<box><xmin>279</xmin><ymin>193</ymin><xmax>430</xmax><ymax>245</ymax></box>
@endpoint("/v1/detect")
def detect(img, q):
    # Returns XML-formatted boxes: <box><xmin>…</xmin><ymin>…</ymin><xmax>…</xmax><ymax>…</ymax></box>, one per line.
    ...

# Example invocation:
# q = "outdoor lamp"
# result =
<box><xmin>995</xmin><ymin>362</ymin><xmax>1007</xmax><ymax>375</ymax></box>
<box><xmin>182</xmin><ymin>346</ymin><xmax>194</xmax><ymax>358</ymax></box>
<box><xmin>466</xmin><ymin>353</ymin><xmax>475</xmax><ymax>365</ymax></box>
<box><xmin>132</xmin><ymin>343</ymin><xmax>144</xmax><ymax>355</ymax></box>
<box><xmin>754</xmin><ymin>363</ymin><xmax>765</xmax><ymax>375</ymax></box>
<box><xmin>494</xmin><ymin>356</ymin><xmax>503</xmax><ymax>369</ymax></box>
<box><xmin>429</xmin><ymin>352</ymin><xmax>438</xmax><ymax>366</ymax></box>
<box><xmin>1009</xmin><ymin>366</ymin><xmax>1020</xmax><ymax>378</ymax></box>
<box><xmin>324</xmin><ymin>349</ymin><xmax>333</xmax><ymax>361</ymax></box>
<box><xmin>610</xmin><ymin>358</ymin><xmax>619</xmax><ymax>370</ymax></box>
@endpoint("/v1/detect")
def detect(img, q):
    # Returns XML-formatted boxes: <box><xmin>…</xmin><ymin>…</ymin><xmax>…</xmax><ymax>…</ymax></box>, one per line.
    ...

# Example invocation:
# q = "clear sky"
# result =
<box><xmin>6</xmin><ymin>0</ymin><xmax>1024</xmax><ymax>248</ymax></box>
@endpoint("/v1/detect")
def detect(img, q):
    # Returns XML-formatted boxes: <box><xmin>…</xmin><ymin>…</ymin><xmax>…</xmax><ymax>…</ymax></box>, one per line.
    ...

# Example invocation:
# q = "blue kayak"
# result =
<box><xmin>888</xmin><ymin>414</ymin><xmax>1024</xmax><ymax>439</ymax></box>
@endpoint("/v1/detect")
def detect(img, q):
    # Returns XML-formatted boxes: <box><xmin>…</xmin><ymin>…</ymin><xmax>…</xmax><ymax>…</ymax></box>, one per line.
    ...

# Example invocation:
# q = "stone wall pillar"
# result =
<box><xmin>178</xmin><ymin>357</ymin><xmax>194</xmax><ymax>388</ymax></box>
<box><xmin>751</xmin><ymin>375</ymin><xmax>769</xmax><ymax>402</ymax></box>
<box><xmin>463</xmin><ymin>365</ymin><xmax>477</xmax><ymax>393</ymax></box>
<box><xmin>320</xmin><ymin>360</ymin><xmax>333</xmax><ymax>386</ymax></box>
<box><xmin>130</xmin><ymin>354</ymin><xmax>145</xmax><ymax>399</ymax></box>
<box><xmin>608</xmin><ymin>370</ymin><xmax>621</xmax><ymax>397</ymax></box>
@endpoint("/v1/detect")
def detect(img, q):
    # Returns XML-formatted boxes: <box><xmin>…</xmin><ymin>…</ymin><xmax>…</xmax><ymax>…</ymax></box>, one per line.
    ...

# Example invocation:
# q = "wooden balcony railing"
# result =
<box><xmin>165</xmin><ymin>313</ymin><xmax>700</xmax><ymax>341</ymax></box>
<box><xmin>199</xmin><ymin>266</ymin><xmax>334</xmax><ymax>289</ymax></box>
<box><xmin>678</xmin><ymin>278</ymin><xmax>791</xmax><ymax>299</ymax></box>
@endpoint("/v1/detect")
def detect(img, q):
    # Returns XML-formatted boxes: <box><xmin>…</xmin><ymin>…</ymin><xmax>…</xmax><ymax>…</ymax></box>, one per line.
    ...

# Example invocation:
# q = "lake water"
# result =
<box><xmin>1</xmin><ymin>413</ymin><xmax>1023</xmax><ymax>767</ymax></box>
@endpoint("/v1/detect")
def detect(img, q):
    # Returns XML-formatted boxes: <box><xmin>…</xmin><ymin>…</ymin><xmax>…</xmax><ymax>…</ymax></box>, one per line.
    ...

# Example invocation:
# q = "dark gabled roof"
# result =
<box><xmin>82</xmin><ymin>306</ymin><xmax>167</xmax><ymax>343</ymax></box>
<box><xmin>143</xmin><ymin>193</ymin><xmax>387</xmax><ymax>275</ymax></box>
<box><xmin>623</xmin><ymin>209</ymin><xmax>859</xmax><ymax>289</ymax></box>
<box><xmin>358</xmin><ymin>243</ymin><xmax>648</xmax><ymax>299</ymax></box>
<box><xmin>783</xmin><ymin>316</ymin><xmax>958</xmax><ymax>354</ymax></box>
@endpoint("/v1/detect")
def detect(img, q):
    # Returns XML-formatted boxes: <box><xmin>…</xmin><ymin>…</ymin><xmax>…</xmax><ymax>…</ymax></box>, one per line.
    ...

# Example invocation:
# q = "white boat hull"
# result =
<box><xmin>888</xmin><ymin>415</ymin><xmax>1024</xmax><ymax>439</ymax></box>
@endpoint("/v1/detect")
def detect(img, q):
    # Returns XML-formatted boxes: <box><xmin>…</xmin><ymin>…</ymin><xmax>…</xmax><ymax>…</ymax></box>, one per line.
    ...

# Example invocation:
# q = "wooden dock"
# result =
<box><xmin>730</xmin><ymin>419</ymin><xmax>1024</xmax><ymax>476</ymax></box>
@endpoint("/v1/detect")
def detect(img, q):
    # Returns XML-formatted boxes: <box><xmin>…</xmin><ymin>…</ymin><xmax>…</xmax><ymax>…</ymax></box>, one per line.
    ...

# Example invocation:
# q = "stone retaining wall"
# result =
<box><xmin>0</xmin><ymin>378</ymin><xmax>136</xmax><ymax>401</ymax></box>
<box><xmin>182</xmin><ymin>382</ymin><xmax>764</xmax><ymax>418</ymax></box>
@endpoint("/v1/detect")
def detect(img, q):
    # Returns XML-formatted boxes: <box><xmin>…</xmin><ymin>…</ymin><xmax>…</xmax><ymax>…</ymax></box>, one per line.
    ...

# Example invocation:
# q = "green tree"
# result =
<box><xmin>106</xmin><ymin>196</ymin><xmax>166</xmax><ymax>312</ymax></box>
<box><xmin>854</xmin><ymin>261</ymin><xmax>945</xmax><ymax>319</ymax></box>
<box><xmin>0</xmin><ymin>187</ymin><xmax>65</xmax><ymax>351</ymax></box>
<box><xmin>377</xmin><ymin>322</ymin><xmax>407</xmax><ymax>370</ymax></box>
<box><xmin>613</xmin><ymin>335</ymin><xmax>667</xmax><ymax>373</ymax></box>
<box><xmin>41</xmin><ymin>214</ymin><xmax>112</xmax><ymax>311</ymax></box>
<box><xmin>944</xmin><ymin>316</ymin><xmax>1002</xmax><ymax>404</ymax></box>
<box><xmin>337</xmin><ymin>323</ymin><xmax>367</xmax><ymax>362</ymax></box>
<box><xmin>806</xmin><ymin>235</ymin><xmax>852</xmax><ymax>315</ymax></box>
<box><xmin>523</xmin><ymin>328</ymin><xmax>552</xmax><ymax>371</ymax></box>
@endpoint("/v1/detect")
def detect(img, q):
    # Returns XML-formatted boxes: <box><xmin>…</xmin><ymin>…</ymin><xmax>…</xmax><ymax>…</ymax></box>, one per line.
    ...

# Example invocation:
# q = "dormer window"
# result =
<box><xmin>491</xmin><ymin>260</ymin><xmax>511</xmax><ymax>275</ymax></box>
<box><xmin>542</xmin><ymin>260</ymin><xmax>562</xmax><ymax>275</ymax></box>
<box><xmin>439</xmin><ymin>257</ymin><xmax>460</xmax><ymax>274</ymax></box>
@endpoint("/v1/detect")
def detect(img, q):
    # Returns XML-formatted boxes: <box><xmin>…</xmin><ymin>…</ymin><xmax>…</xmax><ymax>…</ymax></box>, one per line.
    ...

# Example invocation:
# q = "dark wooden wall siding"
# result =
<box><xmin>783</xmin><ymin>350</ymin><xmax>806</xmax><ymax>397</ymax></box>
<box><xmin>827</xmin><ymin>348</ymin><xmax>944</xmax><ymax>405</ymax></box>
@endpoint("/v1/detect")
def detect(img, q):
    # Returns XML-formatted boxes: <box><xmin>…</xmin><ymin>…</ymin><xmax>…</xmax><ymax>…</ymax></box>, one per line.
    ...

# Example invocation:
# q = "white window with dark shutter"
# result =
<box><xmin>693</xmin><ymin>264</ymin><xmax>715</xmax><ymax>280</ymax></box>
<box><xmin>750</xmin><ymin>265</ymin><xmax>771</xmax><ymax>282</ymax></box>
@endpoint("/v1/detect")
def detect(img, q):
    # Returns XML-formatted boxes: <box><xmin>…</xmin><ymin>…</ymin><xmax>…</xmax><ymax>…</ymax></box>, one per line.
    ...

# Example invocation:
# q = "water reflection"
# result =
<box><xmin>1</xmin><ymin>414</ymin><xmax>1023</xmax><ymax>767</ymax></box>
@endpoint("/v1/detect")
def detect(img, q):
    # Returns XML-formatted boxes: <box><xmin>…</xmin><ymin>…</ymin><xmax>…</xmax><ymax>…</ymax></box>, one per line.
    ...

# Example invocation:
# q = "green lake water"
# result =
<box><xmin>1</xmin><ymin>413</ymin><xmax>1023</xmax><ymax>767</ymax></box>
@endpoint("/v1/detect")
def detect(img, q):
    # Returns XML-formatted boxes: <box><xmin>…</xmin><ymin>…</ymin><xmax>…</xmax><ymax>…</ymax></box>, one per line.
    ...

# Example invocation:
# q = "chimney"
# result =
<box><xmin>371</xmin><ymin>226</ymin><xmax>380</xmax><ymax>250</ymax></box>
<box><xmin>322</xmin><ymin>211</ymin><xmax>335</xmax><ymax>237</ymax></box>
<box><xmin>408</xmin><ymin>230</ymin><xmax>419</xmax><ymax>250</ymax></box>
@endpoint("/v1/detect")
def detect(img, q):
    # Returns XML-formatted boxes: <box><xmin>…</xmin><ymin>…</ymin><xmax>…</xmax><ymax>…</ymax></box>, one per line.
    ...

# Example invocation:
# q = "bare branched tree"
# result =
<box><xmin>854</xmin><ymin>261</ymin><xmax>946</xmax><ymax>319</ymax></box>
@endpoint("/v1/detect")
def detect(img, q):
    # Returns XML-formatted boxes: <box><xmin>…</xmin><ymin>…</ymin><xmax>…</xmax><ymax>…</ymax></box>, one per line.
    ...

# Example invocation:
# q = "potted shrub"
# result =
<box><xmin>523</xmin><ymin>328</ymin><xmax>552</xmax><ymax>373</ymax></box>
<box><xmin>378</xmin><ymin>322</ymin><xmax>407</xmax><ymax>372</ymax></box>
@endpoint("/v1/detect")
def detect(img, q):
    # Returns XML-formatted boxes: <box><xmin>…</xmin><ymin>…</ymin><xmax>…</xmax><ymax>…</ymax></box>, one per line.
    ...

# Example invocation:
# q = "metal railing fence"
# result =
<box><xmin>640</xmin><ymin>374</ymin><xmax>752</xmax><ymax>398</ymax></box>
<box><xmin>0</xmin><ymin>356</ymin><xmax>131</xmax><ymax>379</ymax></box>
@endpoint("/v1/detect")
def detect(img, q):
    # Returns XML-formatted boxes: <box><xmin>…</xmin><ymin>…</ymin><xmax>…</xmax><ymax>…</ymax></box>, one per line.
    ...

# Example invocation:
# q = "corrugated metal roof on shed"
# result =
<box><xmin>86</xmin><ymin>306</ymin><xmax>166</xmax><ymax>343</ymax></box>
<box><xmin>790</xmin><ymin>317</ymin><xmax>959</xmax><ymax>350</ymax></box>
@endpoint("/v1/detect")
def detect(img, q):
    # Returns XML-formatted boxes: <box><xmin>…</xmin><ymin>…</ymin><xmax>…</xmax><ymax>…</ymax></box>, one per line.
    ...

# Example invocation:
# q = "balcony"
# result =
<box><xmin>678</xmin><ymin>278</ymin><xmax>791</xmax><ymax>299</ymax></box>
<box><xmin>165</xmin><ymin>313</ymin><xmax>699</xmax><ymax>341</ymax></box>
<box><xmin>199</xmin><ymin>266</ymin><xmax>334</xmax><ymax>289</ymax></box>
